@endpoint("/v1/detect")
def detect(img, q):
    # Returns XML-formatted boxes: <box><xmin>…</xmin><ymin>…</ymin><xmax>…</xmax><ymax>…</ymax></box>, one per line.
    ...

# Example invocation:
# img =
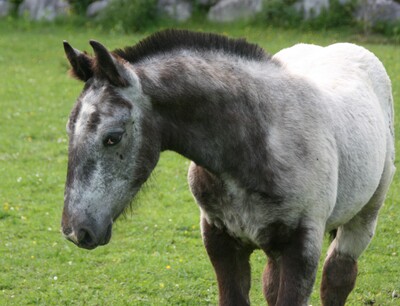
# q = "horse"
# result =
<box><xmin>61</xmin><ymin>29</ymin><xmax>395</xmax><ymax>306</ymax></box>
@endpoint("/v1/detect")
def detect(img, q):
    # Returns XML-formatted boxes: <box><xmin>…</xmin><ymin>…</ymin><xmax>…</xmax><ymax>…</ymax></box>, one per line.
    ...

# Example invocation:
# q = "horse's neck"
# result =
<box><xmin>136</xmin><ymin>53</ymin><xmax>277</xmax><ymax>184</ymax></box>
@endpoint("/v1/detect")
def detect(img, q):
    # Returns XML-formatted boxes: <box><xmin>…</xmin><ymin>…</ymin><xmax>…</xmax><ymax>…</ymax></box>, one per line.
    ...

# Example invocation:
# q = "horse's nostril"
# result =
<box><xmin>77</xmin><ymin>228</ymin><xmax>96</xmax><ymax>249</ymax></box>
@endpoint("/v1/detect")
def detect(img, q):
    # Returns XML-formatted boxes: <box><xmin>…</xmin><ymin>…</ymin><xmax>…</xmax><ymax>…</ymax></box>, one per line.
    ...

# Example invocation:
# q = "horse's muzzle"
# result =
<box><xmin>62</xmin><ymin>223</ymin><xmax>112</xmax><ymax>250</ymax></box>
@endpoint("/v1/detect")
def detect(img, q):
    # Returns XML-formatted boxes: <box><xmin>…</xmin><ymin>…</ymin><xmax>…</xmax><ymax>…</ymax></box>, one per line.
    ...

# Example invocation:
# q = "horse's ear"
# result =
<box><xmin>89</xmin><ymin>40</ymin><xmax>129</xmax><ymax>87</ymax></box>
<box><xmin>63</xmin><ymin>41</ymin><xmax>93</xmax><ymax>82</ymax></box>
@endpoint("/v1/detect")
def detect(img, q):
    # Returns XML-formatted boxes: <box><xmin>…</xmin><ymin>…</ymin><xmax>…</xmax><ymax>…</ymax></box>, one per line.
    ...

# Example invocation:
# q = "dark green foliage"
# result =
<box><xmin>260</xmin><ymin>0</ymin><xmax>302</xmax><ymax>28</ymax></box>
<box><xmin>257</xmin><ymin>0</ymin><xmax>356</xmax><ymax>30</ymax></box>
<box><xmin>9</xmin><ymin>0</ymin><xmax>23</xmax><ymax>5</ymax></box>
<box><xmin>305</xmin><ymin>0</ymin><xmax>356</xmax><ymax>30</ymax></box>
<box><xmin>8</xmin><ymin>0</ymin><xmax>23</xmax><ymax>16</ymax></box>
<box><xmin>97</xmin><ymin>0</ymin><xmax>158</xmax><ymax>33</ymax></box>
<box><xmin>372</xmin><ymin>20</ymin><xmax>400</xmax><ymax>43</ymax></box>
<box><xmin>68</xmin><ymin>0</ymin><xmax>97</xmax><ymax>15</ymax></box>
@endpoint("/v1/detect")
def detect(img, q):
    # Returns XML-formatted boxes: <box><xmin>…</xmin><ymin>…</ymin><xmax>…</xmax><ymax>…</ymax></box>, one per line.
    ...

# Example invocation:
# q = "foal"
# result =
<box><xmin>61</xmin><ymin>30</ymin><xmax>395</xmax><ymax>305</ymax></box>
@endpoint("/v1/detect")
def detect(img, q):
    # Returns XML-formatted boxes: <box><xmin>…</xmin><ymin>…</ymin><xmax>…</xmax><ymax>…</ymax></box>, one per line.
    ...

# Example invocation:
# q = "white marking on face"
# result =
<box><xmin>74</xmin><ymin>88</ymin><xmax>104</xmax><ymax>138</ymax></box>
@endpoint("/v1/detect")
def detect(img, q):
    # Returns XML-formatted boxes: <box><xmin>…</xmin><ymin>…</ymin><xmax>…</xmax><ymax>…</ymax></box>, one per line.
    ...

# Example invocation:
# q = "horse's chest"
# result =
<box><xmin>199</xmin><ymin>181</ymin><xmax>268</xmax><ymax>245</ymax></box>
<box><xmin>211</xmin><ymin>209</ymin><xmax>257</xmax><ymax>243</ymax></box>
<box><xmin>188</xmin><ymin>164</ymin><xmax>287</xmax><ymax>246</ymax></box>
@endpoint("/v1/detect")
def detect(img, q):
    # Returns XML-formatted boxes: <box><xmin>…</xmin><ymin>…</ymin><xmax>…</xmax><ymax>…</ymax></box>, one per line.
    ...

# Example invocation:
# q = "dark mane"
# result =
<box><xmin>113</xmin><ymin>29</ymin><xmax>269</xmax><ymax>64</ymax></box>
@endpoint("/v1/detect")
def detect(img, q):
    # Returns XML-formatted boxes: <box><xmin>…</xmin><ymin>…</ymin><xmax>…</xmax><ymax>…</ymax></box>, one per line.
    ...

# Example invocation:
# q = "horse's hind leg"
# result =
<box><xmin>202</xmin><ymin>218</ymin><xmax>253</xmax><ymax>306</ymax></box>
<box><xmin>321</xmin><ymin>160</ymin><xmax>395</xmax><ymax>306</ymax></box>
<box><xmin>320</xmin><ymin>241</ymin><xmax>358</xmax><ymax>306</ymax></box>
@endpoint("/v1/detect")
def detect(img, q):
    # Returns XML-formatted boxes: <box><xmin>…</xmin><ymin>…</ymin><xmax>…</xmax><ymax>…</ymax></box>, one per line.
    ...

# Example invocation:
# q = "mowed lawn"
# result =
<box><xmin>0</xmin><ymin>21</ymin><xmax>399</xmax><ymax>305</ymax></box>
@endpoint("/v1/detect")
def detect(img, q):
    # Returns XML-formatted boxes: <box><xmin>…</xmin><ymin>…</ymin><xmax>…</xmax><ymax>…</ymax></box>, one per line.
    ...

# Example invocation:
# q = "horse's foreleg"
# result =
<box><xmin>262</xmin><ymin>257</ymin><xmax>280</xmax><ymax>306</ymax></box>
<box><xmin>201</xmin><ymin>218</ymin><xmax>253</xmax><ymax>306</ymax></box>
<box><xmin>262</xmin><ymin>222</ymin><xmax>324</xmax><ymax>306</ymax></box>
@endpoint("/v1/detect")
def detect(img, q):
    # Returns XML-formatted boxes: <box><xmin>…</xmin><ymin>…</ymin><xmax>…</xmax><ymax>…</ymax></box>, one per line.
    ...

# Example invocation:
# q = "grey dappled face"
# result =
<box><xmin>62</xmin><ymin>81</ymin><xmax>139</xmax><ymax>249</ymax></box>
<box><xmin>61</xmin><ymin>39</ymin><xmax>162</xmax><ymax>250</ymax></box>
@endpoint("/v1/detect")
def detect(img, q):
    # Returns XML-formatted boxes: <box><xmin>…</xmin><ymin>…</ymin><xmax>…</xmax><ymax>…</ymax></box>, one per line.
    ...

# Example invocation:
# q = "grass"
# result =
<box><xmin>0</xmin><ymin>19</ymin><xmax>399</xmax><ymax>305</ymax></box>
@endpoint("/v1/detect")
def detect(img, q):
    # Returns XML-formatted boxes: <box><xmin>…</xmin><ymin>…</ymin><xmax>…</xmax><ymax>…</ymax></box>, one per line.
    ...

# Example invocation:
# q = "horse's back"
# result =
<box><xmin>273</xmin><ymin>42</ymin><xmax>393</xmax><ymax>130</ymax></box>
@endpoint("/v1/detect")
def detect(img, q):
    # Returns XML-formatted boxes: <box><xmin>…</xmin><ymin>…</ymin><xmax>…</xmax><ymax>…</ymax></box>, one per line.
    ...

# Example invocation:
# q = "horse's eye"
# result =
<box><xmin>103</xmin><ymin>132</ymin><xmax>123</xmax><ymax>147</ymax></box>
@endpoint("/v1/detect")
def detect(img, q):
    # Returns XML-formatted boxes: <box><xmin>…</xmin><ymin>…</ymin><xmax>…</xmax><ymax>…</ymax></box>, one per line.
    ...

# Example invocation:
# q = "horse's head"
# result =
<box><xmin>61</xmin><ymin>41</ymin><xmax>160</xmax><ymax>249</ymax></box>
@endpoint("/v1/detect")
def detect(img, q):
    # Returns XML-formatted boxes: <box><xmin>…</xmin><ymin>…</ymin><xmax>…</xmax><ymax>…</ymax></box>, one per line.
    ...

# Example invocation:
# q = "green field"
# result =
<box><xmin>0</xmin><ymin>20</ymin><xmax>399</xmax><ymax>305</ymax></box>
